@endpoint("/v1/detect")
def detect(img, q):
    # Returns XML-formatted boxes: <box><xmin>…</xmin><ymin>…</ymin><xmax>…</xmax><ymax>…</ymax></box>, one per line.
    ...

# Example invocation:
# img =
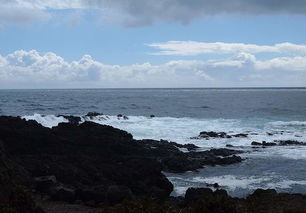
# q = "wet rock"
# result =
<box><xmin>198</xmin><ymin>131</ymin><xmax>230</xmax><ymax>139</ymax></box>
<box><xmin>251</xmin><ymin>141</ymin><xmax>277</xmax><ymax>146</ymax></box>
<box><xmin>262</xmin><ymin>141</ymin><xmax>277</xmax><ymax>146</ymax></box>
<box><xmin>192</xmin><ymin>131</ymin><xmax>248</xmax><ymax>139</ymax></box>
<box><xmin>59</xmin><ymin>115</ymin><xmax>81</xmax><ymax>125</ymax></box>
<box><xmin>277</xmin><ymin>140</ymin><xmax>306</xmax><ymax>146</ymax></box>
<box><xmin>232</xmin><ymin>133</ymin><xmax>248</xmax><ymax>138</ymax></box>
<box><xmin>251</xmin><ymin>141</ymin><xmax>262</xmax><ymax>146</ymax></box>
<box><xmin>86</xmin><ymin>112</ymin><xmax>103</xmax><ymax>117</ymax></box>
<box><xmin>123</xmin><ymin>115</ymin><xmax>129</xmax><ymax>120</ymax></box>
<box><xmin>150</xmin><ymin>115</ymin><xmax>155</xmax><ymax>118</ymax></box>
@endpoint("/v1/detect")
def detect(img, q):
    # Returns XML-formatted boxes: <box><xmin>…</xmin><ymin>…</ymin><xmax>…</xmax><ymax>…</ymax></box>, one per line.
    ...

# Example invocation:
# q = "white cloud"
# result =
<box><xmin>256</xmin><ymin>56</ymin><xmax>306</xmax><ymax>71</ymax></box>
<box><xmin>148</xmin><ymin>41</ymin><xmax>306</xmax><ymax>56</ymax></box>
<box><xmin>0</xmin><ymin>49</ymin><xmax>306</xmax><ymax>88</ymax></box>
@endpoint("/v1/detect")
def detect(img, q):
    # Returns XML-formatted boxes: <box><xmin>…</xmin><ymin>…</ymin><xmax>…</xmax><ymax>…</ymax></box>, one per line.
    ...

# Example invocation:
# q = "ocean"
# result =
<box><xmin>1</xmin><ymin>88</ymin><xmax>306</xmax><ymax>197</ymax></box>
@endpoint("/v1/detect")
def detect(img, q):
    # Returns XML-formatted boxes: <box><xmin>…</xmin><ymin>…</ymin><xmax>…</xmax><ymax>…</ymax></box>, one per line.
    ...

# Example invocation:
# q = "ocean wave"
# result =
<box><xmin>21</xmin><ymin>113</ymin><xmax>306</xmax><ymax>150</ymax></box>
<box><xmin>22</xmin><ymin>114</ymin><xmax>68</xmax><ymax>128</ymax></box>
<box><xmin>169</xmin><ymin>174</ymin><xmax>306</xmax><ymax>196</ymax></box>
<box><xmin>269</xmin><ymin>121</ymin><xmax>306</xmax><ymax>127</ymax></box>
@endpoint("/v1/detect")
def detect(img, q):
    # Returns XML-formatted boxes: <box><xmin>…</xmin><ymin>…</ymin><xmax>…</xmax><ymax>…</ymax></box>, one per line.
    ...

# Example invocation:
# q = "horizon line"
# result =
<box><xmin>1</xmin><ymin>87</ymin><xmax>306</xmax><ymax>90</ymax></box>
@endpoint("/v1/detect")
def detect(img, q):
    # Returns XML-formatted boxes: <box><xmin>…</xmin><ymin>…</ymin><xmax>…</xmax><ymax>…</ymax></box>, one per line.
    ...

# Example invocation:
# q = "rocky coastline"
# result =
<box><xmin>1</xmin><ymin>115</ymin><xmax>306</xmax><ymax>212</ymax></box>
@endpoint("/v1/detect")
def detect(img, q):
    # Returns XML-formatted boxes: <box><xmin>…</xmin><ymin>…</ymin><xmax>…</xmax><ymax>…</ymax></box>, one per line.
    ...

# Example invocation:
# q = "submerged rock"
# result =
<box><xmin>251</xmin><ymin>141</ymin><xmax>277</xmax><ymax>146</ymax></box>
<box><xmin>86</xmin><ymin>112</ymin><xmax>103</xmax><ymax>117</ymax></box>
<box><xmin>252</xmin><ymin>140</ymin><xmax>306</xmax><ymax>147</ymax></box>
<box><xmin>192</xmin><ymin>131</ymin><xmax>248</xmax><ymax>139</ymax></box>
<box><xmin>277</xmin><ymin>140</ymin><xmax>306</xmax><ymax>146</ymax></box>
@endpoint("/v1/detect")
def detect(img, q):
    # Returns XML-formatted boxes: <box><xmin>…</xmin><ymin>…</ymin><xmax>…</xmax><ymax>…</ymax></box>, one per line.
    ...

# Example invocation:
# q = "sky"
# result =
<box><xmin>1</xmin><ymin>0</ymin><xmax>306</xmax><ymax>88</ymax></box>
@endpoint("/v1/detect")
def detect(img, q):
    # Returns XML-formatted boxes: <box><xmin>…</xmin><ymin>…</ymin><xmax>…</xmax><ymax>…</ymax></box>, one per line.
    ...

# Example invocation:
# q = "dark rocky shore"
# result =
<box><xmin>1</xmin><ymin>115</ymin><xmax>306</xmax><ymax>212</ymax></box>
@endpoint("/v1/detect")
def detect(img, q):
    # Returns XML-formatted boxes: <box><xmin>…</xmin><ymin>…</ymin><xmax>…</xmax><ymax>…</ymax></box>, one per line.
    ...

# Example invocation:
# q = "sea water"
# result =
<box><xmin>1</xmin><ymin>88</ymin><xmax>306</xmax><ymax>197</ymax></box>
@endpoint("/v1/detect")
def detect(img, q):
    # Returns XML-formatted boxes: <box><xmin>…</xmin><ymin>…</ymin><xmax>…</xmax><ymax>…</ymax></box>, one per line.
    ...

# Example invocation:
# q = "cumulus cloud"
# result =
<box><xmin>148</xmin><ymin>41</ymin><xmax>306</xmax><ymax>56</ymax></box>
<box><xmin>0</xmin><ymin>49</ymin><xmax>306</xmax><ymax>88</ymax></box>
<box><xmin>2</xmin><ymin>0</ymin><xmax>306</xmax><ymax>27</ymax></box>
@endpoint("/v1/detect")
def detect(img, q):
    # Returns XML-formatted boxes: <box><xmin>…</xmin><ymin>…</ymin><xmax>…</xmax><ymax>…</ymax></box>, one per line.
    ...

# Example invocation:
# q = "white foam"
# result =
<box><xmin>269</xmin><ymin>121</ymin><xmax>306</xmax><ymax>127</ymax></box>
<box><xmin>169</xmin><ymin>174</ymin><xmax>306</xmax><ymax>196</ymax></box>
<box><xmin>21</xmin><ymin>114</ymin><xmax>306</xmax><ymax>150</ymax></box>
<box><xmin>266</xmin><ymin>180</ymin><xmax>306</xmax><ymax>189</ymax></box>
<box><xmin>192</xmin><ymin>175</ymin><xmax>271</xmax><ymax>191</ymax></box>
<box><xmin>22</xmin><ymin>114</ymin><xmax>68</xmax><ymax>128</ymax></box>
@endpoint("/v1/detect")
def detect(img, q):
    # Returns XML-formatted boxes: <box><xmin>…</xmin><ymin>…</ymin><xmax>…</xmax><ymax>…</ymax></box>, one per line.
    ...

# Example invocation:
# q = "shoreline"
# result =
<box><xmin>1</xmin><ymin>115</ymin><xmax>306</xmax><ymax>212</ymax></box>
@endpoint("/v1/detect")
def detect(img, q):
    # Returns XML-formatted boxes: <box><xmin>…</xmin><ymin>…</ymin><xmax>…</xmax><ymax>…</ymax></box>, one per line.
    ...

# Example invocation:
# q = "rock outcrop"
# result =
<box><xmin>0</xmin><ymin>116</ymin><xmax>243</xmax><ymax>206</ymax></box>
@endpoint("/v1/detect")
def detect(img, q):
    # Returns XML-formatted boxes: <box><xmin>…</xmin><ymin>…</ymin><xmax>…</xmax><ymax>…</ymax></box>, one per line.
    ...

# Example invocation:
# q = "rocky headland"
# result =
<box><xmin>1</xmin><ymin>115</ymin><xmax>306</xmax><ymax>212</ymax></box>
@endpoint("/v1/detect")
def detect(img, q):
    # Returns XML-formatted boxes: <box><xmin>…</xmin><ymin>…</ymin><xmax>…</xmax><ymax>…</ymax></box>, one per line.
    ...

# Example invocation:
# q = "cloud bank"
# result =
<box><xmin>148</xmin><ymin>41</ymin><xmax>306</xmax><ymax>56</ymax></box>
<box><xmin>2</xmin><ymin>0</ymin><xmax>306</xmax><ymax>26</ymax></box>
<box><xmin>0</xmin><ymin>49</ymin><xmax>305</xmax><ymax>88</ymax></box>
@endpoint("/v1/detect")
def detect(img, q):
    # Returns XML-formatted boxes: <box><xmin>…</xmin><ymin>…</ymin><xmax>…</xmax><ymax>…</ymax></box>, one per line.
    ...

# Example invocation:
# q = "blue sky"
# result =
<box><xmin>1</xmin><ymin>0</ymin><xmax>306</xmax><ymax>88</ymax></box>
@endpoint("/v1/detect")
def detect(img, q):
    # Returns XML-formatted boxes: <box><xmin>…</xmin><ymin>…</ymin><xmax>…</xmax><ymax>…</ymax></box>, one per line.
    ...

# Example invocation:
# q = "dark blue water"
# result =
<box><xmin>0</xmin><ymin>88</ymin><xmax>306</xmax><ymax>121</ymax></box>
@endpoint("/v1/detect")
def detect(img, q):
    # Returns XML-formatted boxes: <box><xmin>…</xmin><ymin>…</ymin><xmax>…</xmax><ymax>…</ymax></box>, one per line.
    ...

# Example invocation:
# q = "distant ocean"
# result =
<box><xmin>1</xmin><ymin>88</ymin><xmax>306</xmax><ymax>197</ymax></box>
